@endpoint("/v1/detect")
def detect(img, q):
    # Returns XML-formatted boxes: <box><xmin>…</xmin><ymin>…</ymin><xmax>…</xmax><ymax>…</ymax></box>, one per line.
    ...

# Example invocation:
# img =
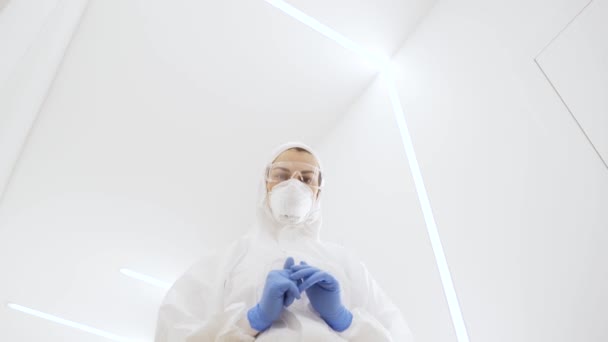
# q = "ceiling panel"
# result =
<box><xmin>536</xmin><ymin>0</ymin><xmax>608</xmax><ymax>167</ymax></box>
<box><xmin>288</xmin><ymin>0</ymin><xmax>436</xmax><ymax>57</ymax></box>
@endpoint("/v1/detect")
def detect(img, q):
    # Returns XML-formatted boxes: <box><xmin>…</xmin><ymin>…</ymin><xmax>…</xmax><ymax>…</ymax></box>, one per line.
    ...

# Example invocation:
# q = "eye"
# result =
<box><xmin>270</xmin><ymin>168</ymin><xmax>290</xmax><ymax>181</ymax></box>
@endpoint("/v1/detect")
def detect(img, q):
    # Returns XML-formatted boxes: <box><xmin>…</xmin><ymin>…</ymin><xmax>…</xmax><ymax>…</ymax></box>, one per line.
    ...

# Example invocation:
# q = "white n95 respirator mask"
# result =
<box><xmin>268</xmin><ymin>178</ymin><xmax>314</xmax><ymax>225</ymax></box>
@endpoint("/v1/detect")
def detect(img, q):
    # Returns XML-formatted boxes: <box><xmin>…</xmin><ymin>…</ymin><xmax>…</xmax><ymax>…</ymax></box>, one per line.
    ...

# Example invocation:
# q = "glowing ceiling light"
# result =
<box><xmin>265</xmin><ymin>0</ymin><xmax>391</xmax><ymax>71</ymax></box>
<box><xmin>384</xmin><ymin>73</ymin><xmax>470</xmax><ymax>342</ymax></box>
<box><xmin>266</xmin><ymin>2</ymin><xmax>470</xmax><ymax>340</ymax></box>
<box><xmin>120</xmin><ymin>268</ymin><xmax>172</xmax><ymax>290</ymax></box>
<box><xmin>7</xmin><ymin>303</ymin><xmax>140</xmax><ymax>342</ymax></box>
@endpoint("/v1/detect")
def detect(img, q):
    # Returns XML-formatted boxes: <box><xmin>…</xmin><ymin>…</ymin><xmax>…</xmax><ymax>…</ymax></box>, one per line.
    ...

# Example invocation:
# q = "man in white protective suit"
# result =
<box><xmin>154</xmin><ymin>142</ymin><xmax>414</xmax><ymax>341</ymax></box>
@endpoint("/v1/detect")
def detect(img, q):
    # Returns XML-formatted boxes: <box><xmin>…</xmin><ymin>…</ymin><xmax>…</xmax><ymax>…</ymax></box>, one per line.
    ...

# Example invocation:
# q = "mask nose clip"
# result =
<box><xmin>290</xmin><ymin>170</ymin><xmax>304</xmax><ymax>182</ymax></box>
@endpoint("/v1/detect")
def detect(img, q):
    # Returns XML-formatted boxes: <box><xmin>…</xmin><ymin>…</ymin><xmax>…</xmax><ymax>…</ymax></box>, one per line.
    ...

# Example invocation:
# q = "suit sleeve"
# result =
<box><xmin>154</xmin><ymin>240</ymin><xmax>257</xmax><ymax>342</ymax></box>
<box><xmin>337</xmin><ymin>255</ymin><xmax>415</xmax><ymax>342</ymax></box>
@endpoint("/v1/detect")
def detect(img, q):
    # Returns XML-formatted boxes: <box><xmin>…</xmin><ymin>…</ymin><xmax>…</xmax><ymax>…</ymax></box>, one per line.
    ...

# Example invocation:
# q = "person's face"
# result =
<box><xmin>266</xmin><ymin>149</ymin><xmax>321</xmax><ymax>199</ymax></box>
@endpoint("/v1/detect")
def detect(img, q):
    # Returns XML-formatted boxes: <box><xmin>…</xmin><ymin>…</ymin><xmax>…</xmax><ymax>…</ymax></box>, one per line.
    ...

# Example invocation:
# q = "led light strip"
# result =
<box><xmin>6</xmin><ymin>268</ymin><xmax>168</xmax><ymax>342</ymax></box>
<box><xmin>7</xmin><ymin>303</ymin><xmax>140</xmax><ymax>342</ymax></box>
<box><xmin>266</xmin><ymin>2</ymin><xmax>470</xmax><ymax>341</ymax></box>
<box><xmin>264</xmin><ymin>0</ymin><xmax>390</xmax><ymax>71</ymax></box>
<box><xmin>384</xmin><ymin>73</ymin><xmax>470</xmax><ymax>342</ymax></box>
<box><xmin>120</xmin><ymin>268</ymin><xmax>172</xmax><ymax>290</ymax></box>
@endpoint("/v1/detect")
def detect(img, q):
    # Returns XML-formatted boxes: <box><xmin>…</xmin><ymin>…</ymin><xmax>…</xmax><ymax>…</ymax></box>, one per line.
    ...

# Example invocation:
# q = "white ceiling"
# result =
<box><xmin>290</xmin><ymin>0</ymin><xmax>436</xmax><ymax>57</ymax></box>
<box><xmin>0</xmin><ymin>0</ymin><xmax>434</xmax><ymax>341</ymax></box>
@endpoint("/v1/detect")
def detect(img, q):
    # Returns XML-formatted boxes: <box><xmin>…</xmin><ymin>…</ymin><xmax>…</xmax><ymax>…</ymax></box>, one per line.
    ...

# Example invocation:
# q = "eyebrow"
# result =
<box><xmin>272</xmin><ymin>167</ymin><xmax>315</xmax><ymax>174</ymax></box>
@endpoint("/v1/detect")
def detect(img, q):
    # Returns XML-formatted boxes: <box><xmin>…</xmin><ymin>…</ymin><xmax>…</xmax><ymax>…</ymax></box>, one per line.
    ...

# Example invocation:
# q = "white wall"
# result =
<box><xmin>317</xmin><ymin>0</ymin><xmax>608</xmax><ymax>341</ymax></box>
<box><xmin>536</xmin><ymin>0</ymin><xmax>608</xmax><ymax>167</ymax></box>
<box><xmin>0</xmin><ymin>0</ymin><xmax>88</xmax><ymax>202</ymax></box>
<box><xmin>316</xmin><ymin>77</ymin><xmax>457</xmax><ymax>342</ymax></box>
<box><xmin>2</xmin><ymin>0</ymin><xmax>607</xmax><ymax>341</ymax></box>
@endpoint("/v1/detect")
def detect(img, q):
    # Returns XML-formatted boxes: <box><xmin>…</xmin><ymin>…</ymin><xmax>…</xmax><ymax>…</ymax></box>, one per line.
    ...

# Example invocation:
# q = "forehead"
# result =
<box><xmin>272</xmin><ymin>149</ymin><xmax>319</xmax><ymax>167</ymax></box>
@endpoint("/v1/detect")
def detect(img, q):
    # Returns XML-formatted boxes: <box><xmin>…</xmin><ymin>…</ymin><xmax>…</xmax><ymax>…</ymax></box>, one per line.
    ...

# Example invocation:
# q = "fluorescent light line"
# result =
<box><xmin>7</xmin><ymin>303</ymin><xmax>139</xmax><ymax>342</ymax></box>
<box><xmin>266</xmin><ymin>1</ymin><xmax>470</xmax><ymax>340</ymax></box>
<box><xmin>264</xmin><ymin>0</ymin><xmax>390</xmax><ymax>71</ymax></box>
<box><xmin>384</xmin><ymin>74</ymin><xmax>470</xmax><ymax>342</ymax></box>
<box><xmin>120</xmin><ymin>268</ymin><xmax>172</xmax><ymax>290</ymax></box>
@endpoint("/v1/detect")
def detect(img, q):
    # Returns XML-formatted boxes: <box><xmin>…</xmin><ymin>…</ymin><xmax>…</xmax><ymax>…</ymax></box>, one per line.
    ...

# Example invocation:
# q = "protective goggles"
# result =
<box><xmin>265</xmin><ymin>161</ymin><xmax>323</xmax><ymax>189</ymax></box>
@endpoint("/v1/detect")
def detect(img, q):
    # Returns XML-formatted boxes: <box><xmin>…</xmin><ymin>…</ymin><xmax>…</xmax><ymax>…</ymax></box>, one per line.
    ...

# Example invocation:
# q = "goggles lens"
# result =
<box><xmin>266</xmin><ymin>161</ymin><xmax>321</xmax><ymax>188</ymax></box>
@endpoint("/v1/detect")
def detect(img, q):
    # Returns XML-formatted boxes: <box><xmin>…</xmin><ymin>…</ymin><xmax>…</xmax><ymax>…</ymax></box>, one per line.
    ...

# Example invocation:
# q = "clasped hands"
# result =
<box><xmin>247</xmin><ymin>257</ymin><xmax>353</xmax><ymax>333</ymax></box>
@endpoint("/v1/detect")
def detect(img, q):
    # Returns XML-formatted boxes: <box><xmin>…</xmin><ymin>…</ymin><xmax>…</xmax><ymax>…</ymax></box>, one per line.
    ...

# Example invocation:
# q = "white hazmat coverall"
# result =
<box><xmin>154</xmin><ymin>142</ymin><xmax>414</xmax><ymax>341</ymax></box>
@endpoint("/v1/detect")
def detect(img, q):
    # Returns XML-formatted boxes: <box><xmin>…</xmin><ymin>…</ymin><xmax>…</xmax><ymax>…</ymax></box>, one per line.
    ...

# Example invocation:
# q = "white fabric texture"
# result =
<box><xmin>154</xmin><ymin>141</ymin><xmax>414</xmax><ymax>341</ymax></box>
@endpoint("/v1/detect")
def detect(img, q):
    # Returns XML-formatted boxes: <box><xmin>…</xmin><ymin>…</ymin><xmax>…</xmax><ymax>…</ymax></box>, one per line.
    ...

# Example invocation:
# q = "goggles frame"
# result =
<box><xmin>265</xmin><ymin>161</ymin><xmax>324</xmax><ymax>190</ymax></box>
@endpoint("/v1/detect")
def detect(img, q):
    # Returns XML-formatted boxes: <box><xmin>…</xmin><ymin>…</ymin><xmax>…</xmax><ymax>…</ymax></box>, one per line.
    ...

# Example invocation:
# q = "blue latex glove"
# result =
<box><xmin>247</xmin><ymin>257</ymin><xmax>301</xmax><ymax>332</ymax></box>
<box><xmin>290</xmin><ymin>261</ymin><xmax>353</xmax><ymax>332</ymax></box>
